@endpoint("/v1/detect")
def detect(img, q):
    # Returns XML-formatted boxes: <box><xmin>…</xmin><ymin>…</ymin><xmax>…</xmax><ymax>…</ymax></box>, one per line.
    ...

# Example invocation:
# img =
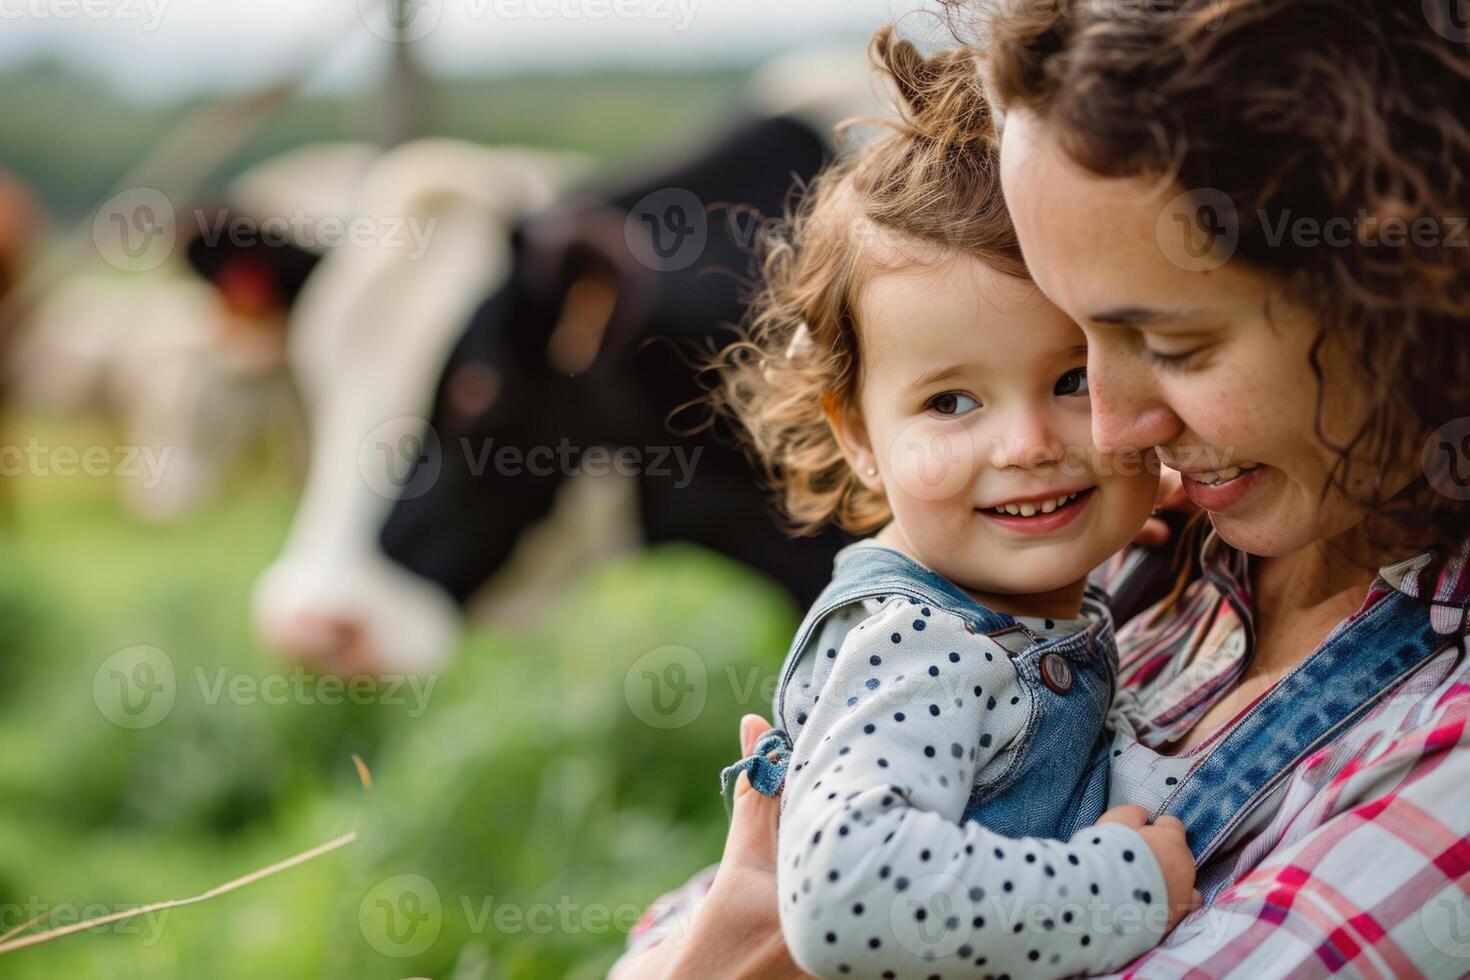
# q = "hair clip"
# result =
<box><xmin>784</xmin><ymin>321</ymin><xmax>814</xmax><ymax>360</ymax></box>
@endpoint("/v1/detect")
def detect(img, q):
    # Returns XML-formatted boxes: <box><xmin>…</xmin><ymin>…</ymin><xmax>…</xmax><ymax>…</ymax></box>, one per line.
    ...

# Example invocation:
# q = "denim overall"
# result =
<box><xmin>720</xmin><ymin>542</ymin><xmax>1120</xmax><ymax>843</ymax></box>
<box><xmin>1156</xmin><ymin>582</ymin><xmax>1455</xmax><ymax>880</ymax></box>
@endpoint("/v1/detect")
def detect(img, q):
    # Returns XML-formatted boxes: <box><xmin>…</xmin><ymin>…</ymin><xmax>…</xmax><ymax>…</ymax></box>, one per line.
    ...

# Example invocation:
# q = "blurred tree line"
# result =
<box><xmin>1</xmin><ymin>57</ymin><xmax>756</xmax><ymax>221</ymax></box>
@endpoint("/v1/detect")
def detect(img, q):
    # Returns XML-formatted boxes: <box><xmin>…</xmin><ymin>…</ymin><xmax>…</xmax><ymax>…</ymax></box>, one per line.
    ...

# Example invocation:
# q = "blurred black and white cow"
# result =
<box><xmin>231</xmin><ymin>50</ymin><xmax>886</xmax><ymax>674</ymax></box>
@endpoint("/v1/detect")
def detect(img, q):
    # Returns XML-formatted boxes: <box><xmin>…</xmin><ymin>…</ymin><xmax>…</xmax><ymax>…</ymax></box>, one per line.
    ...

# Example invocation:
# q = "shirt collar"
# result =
<box><xmin>1202</xmin><ymin>528</ymin><xmax>1470</xmax><ymax>636</ymax></box>
<box><xmin>1375</xmin><ymin>539</ymin><xmax>1470</xmax><ymax>634</ymax></box>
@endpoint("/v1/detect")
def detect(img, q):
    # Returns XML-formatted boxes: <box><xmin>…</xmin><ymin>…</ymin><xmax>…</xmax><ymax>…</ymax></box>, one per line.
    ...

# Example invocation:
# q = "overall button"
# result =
<box><xmin>1040</xmin><ymin>653</ymin><xmax>1073</xmax><ymax>694</ymax></box>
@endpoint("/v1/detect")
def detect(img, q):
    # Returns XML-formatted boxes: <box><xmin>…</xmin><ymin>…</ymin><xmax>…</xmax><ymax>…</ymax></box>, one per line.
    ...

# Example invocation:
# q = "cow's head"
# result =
<box><xmin>241</xmin><ymin>140</ymin><xmax>591</xmax><ymax>675</ymax></box>
<box><xmin>374</xmin><ymin>206</ymin><xmax>652</xmax><ymax>611</ymax></box>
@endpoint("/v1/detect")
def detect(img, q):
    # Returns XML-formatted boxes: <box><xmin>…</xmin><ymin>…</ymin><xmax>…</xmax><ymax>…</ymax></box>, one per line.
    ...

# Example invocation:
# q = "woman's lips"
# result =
<box><xmin>1180</xmin><ymin>464</ymin><xmax>1266</xmax><ymax>511</ymax></box>
<box><xmin>978</xmin><ymin>488</ymin><xmax>1094</xmax><ymax>535</ymax></box>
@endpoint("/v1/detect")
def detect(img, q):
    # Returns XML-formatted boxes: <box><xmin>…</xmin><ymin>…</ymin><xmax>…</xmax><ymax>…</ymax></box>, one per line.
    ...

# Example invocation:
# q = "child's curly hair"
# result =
<box><xmin>706</xmin><ymin>24</ymin><xmax>1026</xmax><ymax>537</ymax></box>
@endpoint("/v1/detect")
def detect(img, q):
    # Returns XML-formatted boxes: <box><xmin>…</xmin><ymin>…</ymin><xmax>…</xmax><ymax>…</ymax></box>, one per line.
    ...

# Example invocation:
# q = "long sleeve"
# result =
<box><xmin>777</xmin><ymin>596</ymin><xmax>1169</xmax><ymax>979</ymax></box>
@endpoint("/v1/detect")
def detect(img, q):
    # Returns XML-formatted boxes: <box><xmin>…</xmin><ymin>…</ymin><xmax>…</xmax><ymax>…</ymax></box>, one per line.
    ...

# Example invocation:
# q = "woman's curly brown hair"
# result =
<box><xmin>974</xmin><ymin>0</ymin><xmax>1470</xmax><ymax>563</ymax></box>
<box><xmin>705</xmin><ymin>23</ymin><xmax>1027</xmax><ymax>537</ymax></box>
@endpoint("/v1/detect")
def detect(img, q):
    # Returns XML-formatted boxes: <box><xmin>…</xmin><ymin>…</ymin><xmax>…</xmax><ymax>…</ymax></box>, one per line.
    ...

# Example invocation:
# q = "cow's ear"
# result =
<box><xmin>183</xmin><ymin>206</ymin><xmax>323</xmax><ymax>313</ymax></box>
<box><xmin>546</xmin><ymin>262</ymin><xmax>619</xmax><ymax>375</ymax></box>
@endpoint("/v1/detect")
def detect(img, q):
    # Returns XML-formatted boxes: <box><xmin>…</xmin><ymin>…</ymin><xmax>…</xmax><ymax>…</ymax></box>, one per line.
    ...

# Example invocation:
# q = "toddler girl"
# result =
<box><xmin>710</xmin><ymin>27</ymin><xmax>1197</xmax><ymax>979</ymax></box>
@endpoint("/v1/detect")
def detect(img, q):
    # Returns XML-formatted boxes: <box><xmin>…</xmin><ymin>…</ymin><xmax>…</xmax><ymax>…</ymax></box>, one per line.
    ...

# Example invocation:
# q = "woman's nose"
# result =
<box><xmin>1088</xmin><ymin>346</ymin><xmax>1182</xmax><ymax>456</ymax></box>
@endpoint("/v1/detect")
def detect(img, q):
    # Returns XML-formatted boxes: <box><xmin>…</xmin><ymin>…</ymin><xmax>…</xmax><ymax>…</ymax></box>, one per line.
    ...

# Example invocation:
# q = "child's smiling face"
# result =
<box><xmin>828</xmin><ymin>247</ymin><xmax>1159</xmax><ymax>608</ymax></box>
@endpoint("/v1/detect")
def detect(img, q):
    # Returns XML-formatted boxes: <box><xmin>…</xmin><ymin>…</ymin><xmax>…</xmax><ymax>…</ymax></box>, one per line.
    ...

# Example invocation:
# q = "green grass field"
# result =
<box><xmin>0</xmin><ymin>415</ymin><xmax>799</xmax><ymax>978</ymax></box>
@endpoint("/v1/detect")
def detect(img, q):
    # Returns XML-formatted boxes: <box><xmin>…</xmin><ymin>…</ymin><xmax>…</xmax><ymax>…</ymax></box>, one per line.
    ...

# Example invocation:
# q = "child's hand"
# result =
<box><xmin>1096</xmin><ymin>804</ymin><xmax>1202</xmax><ymax>929</ymax></box>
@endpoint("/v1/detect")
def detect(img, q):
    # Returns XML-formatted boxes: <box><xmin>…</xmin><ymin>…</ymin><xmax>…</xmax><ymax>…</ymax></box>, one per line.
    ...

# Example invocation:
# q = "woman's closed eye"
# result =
<box><xmin>927</xmin><ymin>391</ymin><xmax>980</xmax><ymax>416</ymax></box>
<box><xmin>1054</xmin><ymin>366</ymin><xmax>1089</xmax><ymax>397</ymax></box>
<box><xmin>1142</xmin><ymin>345</ymin><xmax>1204</xmax><ymax>373</ymax></box>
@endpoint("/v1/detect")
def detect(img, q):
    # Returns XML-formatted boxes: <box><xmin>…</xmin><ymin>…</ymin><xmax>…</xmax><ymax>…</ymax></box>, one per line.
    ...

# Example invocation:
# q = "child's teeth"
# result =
<box><xmin>992</xmin><ymin>491</ymin><xmax>1087</xmax><ymax>517</ymax></box>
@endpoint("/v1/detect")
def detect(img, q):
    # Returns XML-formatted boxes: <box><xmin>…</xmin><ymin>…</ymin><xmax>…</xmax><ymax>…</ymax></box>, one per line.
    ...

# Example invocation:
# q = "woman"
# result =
<box><xmin>612</xmin><ymin>1</ymin><xmax>1470</xmax><ymax>975</ymax></box>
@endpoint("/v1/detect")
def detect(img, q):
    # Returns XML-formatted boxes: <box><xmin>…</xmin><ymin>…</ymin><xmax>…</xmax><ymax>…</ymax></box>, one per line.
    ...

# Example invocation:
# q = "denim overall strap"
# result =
<box><xmin>1158</xmin><ymin>587</ymin><xmax>1449</xmax><ymax>864</ymax></box>
<box><xmin>773</xmin><ymin>545</ymin><xmax>1021</xmax><ymax>728</ymax></box>
<box><xmin>806</xmin><ymin>545</ymin><xmax>1022</xmax><ymax>633</ymax></box>
<box><xmin>718</xmin><ymin>726</ymin><xmax>794</xmax><ymax>817</ymax></box>
<box><xmin>722</xmin><ymin>545</ymin><xmax>1026</xmax><ymax>816</ymax></box>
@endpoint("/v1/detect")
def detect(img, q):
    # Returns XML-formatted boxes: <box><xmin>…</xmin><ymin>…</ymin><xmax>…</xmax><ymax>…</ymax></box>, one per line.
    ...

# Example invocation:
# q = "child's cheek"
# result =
<box><xmin>880</xmin><ymin>415</ymin><xmax>982</xmax><ymax>507</ymax></box>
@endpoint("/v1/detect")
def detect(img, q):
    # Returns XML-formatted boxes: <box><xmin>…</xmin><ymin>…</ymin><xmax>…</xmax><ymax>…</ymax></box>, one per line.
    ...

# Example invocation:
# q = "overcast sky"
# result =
<box><xmin>0</xmin><ymin>0</ymin><xmax>918</xmax><ymax>99</ymax></box>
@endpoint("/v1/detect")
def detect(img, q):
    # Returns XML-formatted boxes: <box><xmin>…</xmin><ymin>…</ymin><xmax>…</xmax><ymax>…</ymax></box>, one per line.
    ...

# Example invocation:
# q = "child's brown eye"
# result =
<box><xmin>927</xmin><ymin>392</ymin><xmax>979</xmax><ymax>415</ymax></box>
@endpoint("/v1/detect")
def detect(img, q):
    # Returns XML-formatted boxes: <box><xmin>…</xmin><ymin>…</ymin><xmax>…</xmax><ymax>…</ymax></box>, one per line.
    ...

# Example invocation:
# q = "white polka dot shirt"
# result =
<box><xmin>774</xmin><ymin>591</ymin><xmax>1170</xmax><ymax>978</ymax></box>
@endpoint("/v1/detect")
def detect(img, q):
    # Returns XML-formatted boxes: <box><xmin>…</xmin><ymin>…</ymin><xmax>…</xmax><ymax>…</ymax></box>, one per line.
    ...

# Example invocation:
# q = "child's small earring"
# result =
<box><xmin>865</xmin><ymin>466</ymin><xmax>877</xmax><ymax>478</ymax></box>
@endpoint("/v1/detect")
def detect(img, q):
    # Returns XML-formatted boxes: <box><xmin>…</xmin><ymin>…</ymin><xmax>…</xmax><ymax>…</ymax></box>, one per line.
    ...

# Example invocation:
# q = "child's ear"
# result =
<box><xmin>821</xmin><ymin>392</ymin><xmax>883</xmax><ymax>493</ymax></box>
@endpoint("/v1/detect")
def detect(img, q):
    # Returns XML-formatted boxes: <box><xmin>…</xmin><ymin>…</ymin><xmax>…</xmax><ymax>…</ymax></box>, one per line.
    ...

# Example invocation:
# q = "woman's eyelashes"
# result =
<box><xmin>1142</xmin><ymin>346</ymin><xmax>1204</xmax><ymax>373</ymax></box>
<box><xmin>1053</xmin><ymin>366</ymin><xmax>1089</xmax><ymax>397</ymax></box>
<box><xmin>926</xmin><ymin>391</ymin><xmax>980</xmax><ymax>416</ymax></box>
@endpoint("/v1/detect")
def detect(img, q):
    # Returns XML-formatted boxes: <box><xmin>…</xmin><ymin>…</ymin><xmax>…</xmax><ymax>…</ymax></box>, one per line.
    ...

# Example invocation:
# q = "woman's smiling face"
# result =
<box><xmin>999</xmin><ymin>110</ymin><xmax>1401</xmax><ymax>559</ymax></box>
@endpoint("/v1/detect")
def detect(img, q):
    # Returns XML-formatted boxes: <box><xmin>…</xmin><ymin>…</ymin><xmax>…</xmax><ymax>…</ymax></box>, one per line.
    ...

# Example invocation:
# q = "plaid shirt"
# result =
<box><xmin>617</xmin><ymin>536</ymin><xmax>1470</xmax><ymax>977</ymax></box>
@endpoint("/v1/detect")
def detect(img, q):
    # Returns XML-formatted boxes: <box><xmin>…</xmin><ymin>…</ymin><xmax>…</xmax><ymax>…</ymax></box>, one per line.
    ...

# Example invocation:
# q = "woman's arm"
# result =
<box><xmin>609</xmin><ymin>714</ymin><xmax>813</xmax><ymax>980</ymax></box>
<box><xmin>778</xmin><ymin>598</ymin><xmax>1171</xmax><ymax>978</ymax></box>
